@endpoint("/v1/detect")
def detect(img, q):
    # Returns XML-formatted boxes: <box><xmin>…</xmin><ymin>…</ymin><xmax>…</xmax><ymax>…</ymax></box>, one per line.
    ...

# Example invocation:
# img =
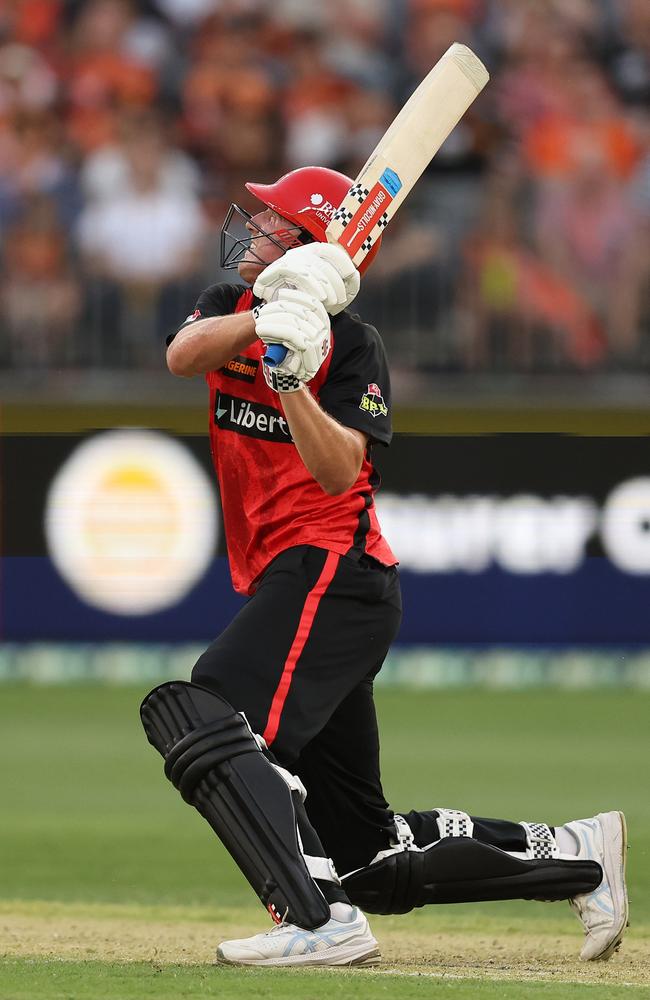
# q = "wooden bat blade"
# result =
<box><xmin>326</xmin><ymin>43</ymin><xmax>489</xmax><ymax>267</ymax></box>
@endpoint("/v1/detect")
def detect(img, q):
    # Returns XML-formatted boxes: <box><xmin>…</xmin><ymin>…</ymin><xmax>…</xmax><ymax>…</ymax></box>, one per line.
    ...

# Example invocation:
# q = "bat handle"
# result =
<box><xmin>263</xmin><ymin>344</ymin><xmax>288</xmax><ymax>367</ymax></box>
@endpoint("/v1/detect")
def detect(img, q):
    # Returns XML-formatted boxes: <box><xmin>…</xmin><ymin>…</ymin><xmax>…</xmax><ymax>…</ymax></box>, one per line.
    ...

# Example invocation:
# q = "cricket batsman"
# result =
<box><xmin>140</xmin><ymin>166</ymin><xmax>628</xmax><ymax>967</ymax></box>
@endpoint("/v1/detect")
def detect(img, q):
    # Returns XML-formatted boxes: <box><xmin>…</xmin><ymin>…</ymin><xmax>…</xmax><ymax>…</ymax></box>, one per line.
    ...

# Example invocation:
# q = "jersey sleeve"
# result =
<box><xmin>166</xmin><ymin>283</ymin><xmax>245</xmax><ymax>346</ymax></box>
<box><xmin>318</xmin><ymin>313</ymin><xmax>392</xmax><ymax>446</ymax></box>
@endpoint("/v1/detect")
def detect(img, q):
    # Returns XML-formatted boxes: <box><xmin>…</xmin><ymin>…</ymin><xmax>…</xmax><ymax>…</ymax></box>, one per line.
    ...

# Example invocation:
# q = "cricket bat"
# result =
<box><xmin>265</xmin><ymin>43</ymin><xmax>489</xmax><ymax>367</ymax></box>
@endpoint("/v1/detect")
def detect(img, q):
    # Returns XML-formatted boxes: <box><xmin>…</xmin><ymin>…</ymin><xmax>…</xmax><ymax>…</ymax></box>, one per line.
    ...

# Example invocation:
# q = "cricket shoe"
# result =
<box><xmin>566</xmin><ymin>811</ymin><xmax>629</xmax><ymax>961</ymax></box>
<box><xmin>216</xmin><ymin>907</ymin><xmax>380</xmax><ymax>967</ymax></box>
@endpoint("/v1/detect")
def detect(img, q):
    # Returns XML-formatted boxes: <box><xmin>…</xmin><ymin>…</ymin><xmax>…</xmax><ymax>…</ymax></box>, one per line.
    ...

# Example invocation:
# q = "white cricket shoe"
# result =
<box><xmin>567</xmin><ymin>810</ymin><xmax>629</xmax><ymax>961</ymax></box>
<box><xmin>216</xmin><ymin>907</ymin><xmax>380</xmax><ymax>967</ymax></box>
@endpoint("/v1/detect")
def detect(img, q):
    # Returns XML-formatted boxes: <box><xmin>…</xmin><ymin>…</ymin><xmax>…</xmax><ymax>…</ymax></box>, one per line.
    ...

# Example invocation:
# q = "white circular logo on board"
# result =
<box><xmin>44</xmin><ymin>430</ymin><xmax>218</xmax><ymax>615</ymax></box>
<box><xmin>310</xmin><ymin>193</ymin><xmax>323</xmax><ymax>205</ymax></box>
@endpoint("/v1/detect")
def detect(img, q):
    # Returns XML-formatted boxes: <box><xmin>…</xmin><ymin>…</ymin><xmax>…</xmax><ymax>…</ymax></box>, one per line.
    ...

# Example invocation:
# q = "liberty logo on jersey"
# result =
<box><xmin>359</xmin><ymin>382</ymin><xmax>388</xmax><ymax>418</ymax></box>
<box><xmin>214</xmin><ymin>391</ymin><xmax>293</xmax><ymax>443</ymax></box>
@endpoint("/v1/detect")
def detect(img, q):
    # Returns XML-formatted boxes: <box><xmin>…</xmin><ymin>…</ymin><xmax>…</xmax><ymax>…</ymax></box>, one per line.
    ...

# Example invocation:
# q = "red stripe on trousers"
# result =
<box><xmin>262</xmin><ymin>550</ymin><xmax>340</xmax><ymax>747</ymax></box>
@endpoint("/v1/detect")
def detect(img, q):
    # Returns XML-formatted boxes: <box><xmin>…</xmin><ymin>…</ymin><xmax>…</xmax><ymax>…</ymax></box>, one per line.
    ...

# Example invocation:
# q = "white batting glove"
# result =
<box><xmin>254</xmin><ymin>288</ymin><xmax>331</xmax><ymax>391</ymax></box>
<box><xmin>253</xmin><ymin>242</ymin><xmax>360</xmax><ymax>316</ymax></box>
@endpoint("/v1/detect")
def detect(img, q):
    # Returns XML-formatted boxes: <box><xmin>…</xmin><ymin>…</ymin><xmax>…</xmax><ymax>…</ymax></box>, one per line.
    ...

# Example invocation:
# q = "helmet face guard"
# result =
<box><xmin>220</xmin><ymin>203</ymin><xmax>311</xmax><ymax>271</ymax></box>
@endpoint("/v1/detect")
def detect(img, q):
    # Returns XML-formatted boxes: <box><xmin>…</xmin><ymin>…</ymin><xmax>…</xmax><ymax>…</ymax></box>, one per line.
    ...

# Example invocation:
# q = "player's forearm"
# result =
<box><xmin>167</xmin><ymin>313</ymin><xmax>258</xmax><ymax>377</ymax></box>
<box><xmin>280</xmin><ymin>388</ymin><xmax>366</xmax><ymax>495</ymax></box>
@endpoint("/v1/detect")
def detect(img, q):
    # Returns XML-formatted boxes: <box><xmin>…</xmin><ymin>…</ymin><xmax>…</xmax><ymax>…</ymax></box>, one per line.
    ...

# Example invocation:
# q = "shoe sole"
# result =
<box><xmin>586</xmin><ymin>810</ymin><xmax>629</xmax><ymax>961</ymax></box>
<box><xmin>216</xmin><ymin>943</ymin><xmax>381</xmax><ymax>968</ymax></box>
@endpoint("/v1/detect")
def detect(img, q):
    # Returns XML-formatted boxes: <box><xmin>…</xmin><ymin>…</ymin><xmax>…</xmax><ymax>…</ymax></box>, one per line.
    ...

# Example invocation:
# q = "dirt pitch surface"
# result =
<box><xmin>2</xmin><ymin>902</ymin><xmax>649</xmax><ymax>989</ymax></box>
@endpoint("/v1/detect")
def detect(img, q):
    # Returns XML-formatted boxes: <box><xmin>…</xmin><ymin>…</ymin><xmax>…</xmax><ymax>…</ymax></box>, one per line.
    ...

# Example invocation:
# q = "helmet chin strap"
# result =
<box><xmin>220</xmin><ymin>204</ymin><xmax>311</xmax><ymax>271</ymax></box>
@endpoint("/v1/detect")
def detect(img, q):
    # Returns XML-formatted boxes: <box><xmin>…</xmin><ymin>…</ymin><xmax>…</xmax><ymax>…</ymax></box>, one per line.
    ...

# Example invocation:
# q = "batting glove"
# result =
<box><xmin>253</xmin><ymin>243</ymin><xmax>360</xmax><ymax>316</ymax></box>
<box><xmin>254</xmin><ymin>288</ymin><xmax>331</xmax><ymax>391</ymax></box>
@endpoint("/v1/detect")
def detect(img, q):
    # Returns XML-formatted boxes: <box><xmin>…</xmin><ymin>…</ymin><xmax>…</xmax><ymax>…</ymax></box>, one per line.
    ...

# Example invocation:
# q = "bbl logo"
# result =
<box><xmin>359</xmin><ymin>382</ymin><xmax>388</xmax><ymax>418</ymax></box>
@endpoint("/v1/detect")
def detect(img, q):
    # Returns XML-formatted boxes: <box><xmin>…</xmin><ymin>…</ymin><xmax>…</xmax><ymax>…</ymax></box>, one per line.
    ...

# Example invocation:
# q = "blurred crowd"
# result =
<box><xmin>0</xmin><ymin>0</ymin><xmax>648</xmax><ymax>375</ymax></box>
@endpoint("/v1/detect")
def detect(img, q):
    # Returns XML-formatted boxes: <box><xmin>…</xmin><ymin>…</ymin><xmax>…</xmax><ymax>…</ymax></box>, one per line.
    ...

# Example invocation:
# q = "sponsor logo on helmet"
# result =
<box><xmin>299</xmin><ymin>199</ymin><xmax>337</xmax><ymax>223</ymax></box>
<box><xmin>360</xmin><ymin>383</ymin><xmax>388</xmax><ymax>418</ymax></box>
<box><xmin>310</xmin><ymin>193</ymin><xmax>324</xmax><ymax>205</ymax></box>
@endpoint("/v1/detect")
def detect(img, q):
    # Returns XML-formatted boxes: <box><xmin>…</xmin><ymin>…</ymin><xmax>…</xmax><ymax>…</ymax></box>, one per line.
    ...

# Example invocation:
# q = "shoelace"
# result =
<box><xmin>265</xmin><ymin>908</ymin><xmax>293</xmax><ymax>936</ymax></box>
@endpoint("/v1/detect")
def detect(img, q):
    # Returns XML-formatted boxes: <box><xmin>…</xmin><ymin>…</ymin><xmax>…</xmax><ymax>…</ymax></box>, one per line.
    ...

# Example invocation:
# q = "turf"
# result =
<box><xmin>1</xmin><ymin>684</ymin><xmax>648</xmax><ymax>997</ymax></box>
<box><xmin>2</xmin><ymin>959</ymin><xmax>649</xmax><ymax>1000</ymax></box>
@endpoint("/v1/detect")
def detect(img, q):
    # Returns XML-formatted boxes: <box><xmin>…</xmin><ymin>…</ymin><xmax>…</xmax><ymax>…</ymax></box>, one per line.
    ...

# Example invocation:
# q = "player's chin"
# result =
<box><xmin>238</xmin><ymin>259</ymin><xmax>265</xmax><ymax>286</ymax></box>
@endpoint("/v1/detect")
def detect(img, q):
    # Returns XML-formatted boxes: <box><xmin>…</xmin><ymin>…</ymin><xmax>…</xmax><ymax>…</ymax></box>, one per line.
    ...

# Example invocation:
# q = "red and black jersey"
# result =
<box><xmin>171</xmin><ymin>282</ymin><xmax>398</xmax><ymax>595</ymax></box>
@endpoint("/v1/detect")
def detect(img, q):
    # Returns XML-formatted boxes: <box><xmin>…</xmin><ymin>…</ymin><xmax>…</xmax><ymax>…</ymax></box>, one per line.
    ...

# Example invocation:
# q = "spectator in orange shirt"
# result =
<box><xmin>524</xmin><ymin>61</ymin><xmax>640</xmax><ymax>181</ymax></box>
<box><xmin>65</xmin><ymin>0</ymin><xmax>159</xmax><ymax>153</ymax></box>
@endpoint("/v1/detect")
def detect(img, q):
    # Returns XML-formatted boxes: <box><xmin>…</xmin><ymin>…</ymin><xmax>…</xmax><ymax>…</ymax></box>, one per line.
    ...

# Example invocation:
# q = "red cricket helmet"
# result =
<box><xmin>245</xmin><ymin>166</ymin><xmax>381</xmax><ymax>275</ymax></box>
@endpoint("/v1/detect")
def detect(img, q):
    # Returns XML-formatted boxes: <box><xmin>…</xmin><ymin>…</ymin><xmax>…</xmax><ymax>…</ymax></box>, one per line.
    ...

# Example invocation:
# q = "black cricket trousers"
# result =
<box><xmin>191</xmin><ymin>544</ymin><xmax>533</xmax><ymax>879</ymax></box>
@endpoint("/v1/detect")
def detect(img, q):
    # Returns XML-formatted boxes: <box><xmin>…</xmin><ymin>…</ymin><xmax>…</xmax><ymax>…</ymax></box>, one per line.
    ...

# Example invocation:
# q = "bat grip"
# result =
<box><xmin>263</xmin><ymin>344</ymin><xmax>288</xmax><ymax>367</ymax></box>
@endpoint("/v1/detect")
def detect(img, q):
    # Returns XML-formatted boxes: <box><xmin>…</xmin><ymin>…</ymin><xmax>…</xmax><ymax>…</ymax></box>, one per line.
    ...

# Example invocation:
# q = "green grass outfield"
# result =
<box><xmin>1</xmin><ymin>684</ymin><xmax>649</xmax><ymax>998</ymax></box>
